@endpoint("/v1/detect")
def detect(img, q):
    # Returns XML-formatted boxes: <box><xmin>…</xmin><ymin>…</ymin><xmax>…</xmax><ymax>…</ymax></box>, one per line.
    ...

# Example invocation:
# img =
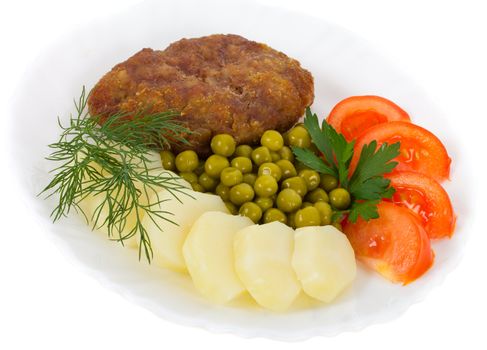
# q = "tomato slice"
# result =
<box><xmin>351</xmin><ymin>121</ymin><xmax>451</xmax><ymax>182</ymax></box>
<box><xmin>327</xmin><ymin>96</ymin><xmax>410</xmax><ymax>141</ymax></box>
<box><xmin>386</xmin><ymin>171</ymin><xmax>455</xmax><ymax>239</ymax></box>
<box><xmin>343</xmin><ymin>202</ymin><xmax>434</xmax><ymax>284</ymax></box>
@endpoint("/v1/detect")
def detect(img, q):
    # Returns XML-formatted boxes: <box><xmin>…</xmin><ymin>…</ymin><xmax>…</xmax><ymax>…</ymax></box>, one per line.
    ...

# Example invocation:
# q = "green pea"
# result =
<box><xmin>299</xmin><ymin>169</ymin><xmax>320</xmax><ymax>191</ymax></box>
<box><xmin>281</xmin><ymin>176</ymin><xmax>308</xmax><ymax>197</ymax></box>
<box><xmin>198</xmin><ymin>172</ymin><xmax>218</xmax><ymax>191</ymax></box>
<box><xmin>294</xmin><ymin>207</ymin><xmax>321</xmax><ymax>228</ymax></box>
<box><xmin>261</xmin><ymin>130</ymin><xmax>284</xmax><ymax>151</ymax></box>
<box><xmin>305</xmin><ymin>188</ymin><xmax>329</xmax><ymax>203</ymax></box>
<box><xmin>204</xmin><ymin>154</ymin><xmax>229</xmax><ymax>178</ymax></box>
<box><xmin>229</xmin><ymin>183</ymin><xmax>255</xmax><ymax>205</ymax></box>
<box><xmin>329</xmin><ymin>188</ymin><xmax>351</xmax><ymax>210</ymax></box>
<box><xmin>175</xmin><ymin>150</ymin><xmax>199</xmax><ymax>172</ymax></box>
<box><xmin>191</xmin><ymin>183</ymin><xmax>205</xmax><ymax>192</ymax></box>
<box><xmin>286</xmin><ymin>125</ymin><xmax>311</xmax><ymax>148</ymax></box>
<box><xmin>255</xmin><ymin>197</ymin><xmax>274</xmax><ymax>212</ymax></box>
<box><xmin>263</xmin><ymin>208</ymin><xmax>287</xmax><ymax>224</ymax></box>
<box><xmin>252</xmin><ymin>163</ymin><xmax>259</xmax><ymax>173</ymax></box>
<box><xmin>276</xmin><ymin>188</ymin><xmax>302</xmax><ymax>213</ymax></box>
<box><xmin>314</xmin><ymin>202</ymin><xmax>332</xmax><ymax>225</ymax></box>
<box><xmin>320</xmin><ymin>174</ymin><xmax>338</xmax><ymax>192</ymax></box>
<box><xmin>275</xmin><ymin>159</ymin><xmax>297</xmax><ymax>180</ymax></box>
<box><xmin>234</xmin><ymin>144</ymin><xmax>253</xmax><ymax>158</ymax></box>
<box><xmin>231</xmin><ymin>156</ymin><xmax>253</xmax><ymax>174</ymax></box>
<box><xmin>287</xmin><ymin>211</ymin><xmax>297</xmax><ymax>228</ymax></box>
<box><xmin>194</xmin><ymin>160</ymin><xmax>205</xmax><ymax>176</ymax></box>
<box><xmin>270</xmin><ymin>151</ymin><xmax>281</xmax><ymax>162</ymax></box>
<box><xmin>254</xmin><ymin>175</ymin><xmax>278</xmax><ymax>197</ymax></box>
<box><xmin>160</xmin><ymin>150</ymin><xmax>176</xmax><ymax>171</ymax></box>
<box><xmin>278</xmin><ymin>146</ymin><xmax>294</xmax><ymax>162</ymax></box>
<box><xmin>211</xmin><ymin>134</ymin><xmax>236</xmax><ymax>157</ymax></box>
<box><xmin>258</xmin><ymin>162</ymin><xmax>282</xmax><ymax>181</ymax></box>
<box><xmin>220</xmin><ymin>167</ymin><xmax>243</xmax><ymax>187</ymax></box>
<box><xmin>224</xmin><ymin>201</ymin><xmax>238</xmax><ymax>215</ymax></box>
<box><xmin>251</xmin><ymin>146</ymin><xmax>272</xmax><ymax>166</ymax></box>
<box><xmin>179</xmin><ymin>172</ymin><xmax>198</xmax><ymax>184</ymax></box>
<box><xmin>242</xmin><ymin>173</ymin><xmax>257</xmax><ymax>186</ymax></box>
<box><xmin>215</xmin><ymin>183</ymin><xmax>230</xmax><ymax>201</ymax></box>
<box><xmin>332</xmin><ymin>222</ymin><xmax>343</xmax><ymax>232</ymax></box>
<box><xmin>302</xmin><ymin>202</ymin><xmax>313</xmax><ymax>208</ymax></box>
<box><xmin>239</xmin><ymin>202</ymin><xmax>262</xmax><ymax>223</ymax></box>
<box><xmin>309</xmin><ymin>143</ymin><xmax>320</xmax><ymax>155</ymax></box>
<box><xmin>295</xmin><ymin>161</ymin><xmax>310</xmax><ymax>172</ymax></box>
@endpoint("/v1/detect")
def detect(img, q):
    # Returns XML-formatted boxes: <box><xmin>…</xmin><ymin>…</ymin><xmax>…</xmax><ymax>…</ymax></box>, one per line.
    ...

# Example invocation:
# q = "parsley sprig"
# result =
<box><xmin>292</xmin><ymin>108</ymin><xmax>400</xmax><ymax>223</ymax></box>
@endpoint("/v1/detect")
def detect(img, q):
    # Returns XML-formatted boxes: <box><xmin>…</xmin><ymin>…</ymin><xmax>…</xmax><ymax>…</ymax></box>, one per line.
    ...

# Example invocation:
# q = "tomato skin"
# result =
<box><xmin>351</xmin><ymin>121</ymin><xmax>451</xmax><ymax>182</ymax></box>
<box><xmin>343</xmin><ymin>202</ymin><xmax>434</xmax><ymax>284</ymax></box>
<box><xmin>327</xmin><ymin>96</ymin><xmax>410</xmax><ymax>141</ymax></box>
<box><xmin>386</xmin><ymin>171</ymin><xmax>455</xmax><ymax>239</ymax></box>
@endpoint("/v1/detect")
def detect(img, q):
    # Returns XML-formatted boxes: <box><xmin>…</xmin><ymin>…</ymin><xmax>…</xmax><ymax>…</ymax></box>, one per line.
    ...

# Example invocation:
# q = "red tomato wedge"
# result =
<box><xmin>386</xmin><ymin>171</ymin><xmax>455</xmax><ymax>239</ymax></box>
<box><xmin>351</xmin><ymin>121</ymin><xmax>451</xmax><ymax>182</ymax></box>
<box><xmin>327</xmin><ymin>96</ymin><xmax>411</xmax><ymax>141</ymax></box>
<box><xmin>343</xmin><ymin>202</ymin><xmax>434</xmax><ymax>284</ymax></box>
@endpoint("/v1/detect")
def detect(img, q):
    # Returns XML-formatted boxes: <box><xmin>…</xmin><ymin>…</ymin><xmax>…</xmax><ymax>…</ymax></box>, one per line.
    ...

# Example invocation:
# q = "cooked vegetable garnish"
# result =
<box><xmin>40</xmin><ymin>87</ymin><xmax>193</xmax><ymax>262</ymax></box>
<box><xmin>292</xmin><ymin>108</ymin><xmax>400</xmax><ymax>222</ymax></box>
<box><xmin>39</xmin><ymin>29</ymin><xmax>459</xmax><ymax>310</ymax></box>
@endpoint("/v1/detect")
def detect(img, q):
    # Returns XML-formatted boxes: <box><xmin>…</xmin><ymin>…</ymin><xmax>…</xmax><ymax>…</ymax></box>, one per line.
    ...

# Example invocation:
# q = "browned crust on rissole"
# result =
<box><xmin>88</xmin><ymin>34</ymin><xmax>314</xmax><ymax>156</ymax></box>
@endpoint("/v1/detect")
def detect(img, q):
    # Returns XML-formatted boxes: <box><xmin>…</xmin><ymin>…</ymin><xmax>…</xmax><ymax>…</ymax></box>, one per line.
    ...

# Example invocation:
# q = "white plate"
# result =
<box><xmin>7</xmin><ymin>0</ymin><xmax>471</xmax><ymax>341</ymax></box>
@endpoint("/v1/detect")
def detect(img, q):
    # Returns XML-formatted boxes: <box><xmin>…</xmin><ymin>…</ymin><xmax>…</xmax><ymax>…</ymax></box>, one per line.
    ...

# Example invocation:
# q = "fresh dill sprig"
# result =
<box><xmin>40</xmin><ymin>86</ymin><xmax>193</xmax><ymax>262</ymax></box>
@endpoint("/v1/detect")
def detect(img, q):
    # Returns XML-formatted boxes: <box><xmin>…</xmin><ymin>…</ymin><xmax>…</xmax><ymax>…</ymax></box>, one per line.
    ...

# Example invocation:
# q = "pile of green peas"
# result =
<box><xmin>160</xmin><ymin>125</ymin><xmax>352</xmax><ymax>229</ymax></box>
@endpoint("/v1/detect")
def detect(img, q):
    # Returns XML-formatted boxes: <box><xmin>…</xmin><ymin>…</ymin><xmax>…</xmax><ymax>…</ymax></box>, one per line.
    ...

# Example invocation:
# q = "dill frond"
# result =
<box><xmin>40</xmin><ymin>86</ymin><xmax>193</xmax><ymax>262</ymax></box>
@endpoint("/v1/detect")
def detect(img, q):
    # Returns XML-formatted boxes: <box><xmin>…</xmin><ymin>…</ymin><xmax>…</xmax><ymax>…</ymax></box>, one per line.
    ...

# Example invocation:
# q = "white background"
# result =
<box><xmin>1</xmin><ymin>0</ymin><xmax>486</xmax><ymax>349</ymax></box>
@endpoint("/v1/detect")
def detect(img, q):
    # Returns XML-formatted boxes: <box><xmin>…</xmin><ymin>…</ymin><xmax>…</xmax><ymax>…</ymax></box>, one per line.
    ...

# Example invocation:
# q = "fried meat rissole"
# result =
<box><xmin>88</xmin><ymin>34</ymin><xmax>314</xmax><ymax>156</ymax></box>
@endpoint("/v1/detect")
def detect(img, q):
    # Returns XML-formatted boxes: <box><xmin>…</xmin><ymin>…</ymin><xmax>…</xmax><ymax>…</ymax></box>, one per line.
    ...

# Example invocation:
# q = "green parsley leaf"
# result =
<box><xmin>347</xmin><ymin>200</ymin><xmax>381</xmax><ymax>223</ymax></box>
<box><xmin>351</xmin><ymin>177</ymin><xmax>394</xmax><ymax>200</ymax></box>
<box><xmin>292</xmin><ymin>108</ymin><xmax>400</xmax><ymax>223</ymax></box>
<box><xmin>304</xmin><ymin>108</ymin><xmax>335</xmax><ymax>168</ymax></box>
<box><xmin>291</xmin><ymin>146</ymin><xmax>336</xmax><ymax>176</ymax></box>
<box><xmin>322</xmin><ymin>121</ymin><xmax>355</xmax><ymax>188</ymax></box>
<box><xmin>349</xmin><ymin>141</ymin><xmax>400</xmax><ymax>199</ymax></box>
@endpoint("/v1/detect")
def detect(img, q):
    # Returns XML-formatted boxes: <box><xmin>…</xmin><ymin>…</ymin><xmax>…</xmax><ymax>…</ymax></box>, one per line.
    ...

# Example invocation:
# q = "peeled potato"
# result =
<box><xmin>133</xmin><ymin>168</ymin><xmax>192</xmax><ymax>206</ymax></box>
<box><xmin>234</xmin><ymin>221</ymin><xmax>301</xmax><ymax>311</ymax></box>
<box><xmin>76</xmin><ymin>156</ymin><xmax>169</xmax><ymax>219</ymax></box>
<box><xmin>292</xmin><ymin>225</ymin><xmax>356</xmax><ymax>303</ymax></box>
<box><xmin>76</xmin><ymin>161</ymin><xmax>106</xmax><ymax>227</ymax></box>
<box><xmin>77</xmin><ymin>189</ymin><xmax>140</xmax><ymax>247</ymax></box>
<box><xmin>100</xmin><ymin>147</ymin><xmax>163</xmax><ymax>175</ymax></box>
<box><xmin>141</xmin><ymin>190</ymin><xmax>229</xmax><ymax>272</ymax></box>
<box><xmin>183</xmin><ymin>212</ymin><xmax>253</xmax><ymax>304</ymax></box>
<box><xmin>77</xmin><ymin>163</ymin><xmax>191</xmax><ymax>249</ymax></box>
<box><xmin>139</xmin><ymin>150</ymin><xmax>163</xmax><ymax>170</ymax></box>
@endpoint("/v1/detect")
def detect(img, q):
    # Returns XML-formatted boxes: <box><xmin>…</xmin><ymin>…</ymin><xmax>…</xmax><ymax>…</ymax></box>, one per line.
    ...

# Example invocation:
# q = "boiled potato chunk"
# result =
<box><xmin>234</xmin><ymin>221</ymin><xmax>301</xmax><ymax>311</ymax></box>
<box><xmin>76</xmin><ymin>160</ymin><xmax>104</xmax><ymax>223</ymax></box>
<box><xmin>141</xmin><ymin>190</ymin><xmax>229</xmax><ymax>272</ymax></box>
<box><xmin>77</xmin><ymin>165</ymin><xmax>191</xmax><ymax>249</ymax></box>
<box><xmin>292</xmin><ymin>225</ymin><xmax>356</xmax><ymax>303</ymax></box>
<box><xmin>140</xmin><ymin>150</ymin><xmax>163</xmax><ymax>170</ymax></box>
<box><xmin>78</xmin><ymin>190</ymin><xmax>140</xmax><ymax>248</ymax></box>
<box><xmin>183</xmin><ymin>212</ymin><xmax>253</xmax><ymax>304</ymax></box>
<box><xmin>101</xmin><ymin>147</ymin><xmax>163</xmax><ymax>175</ymax></box>
<box><xmin>133</xmin><ymin>168</ymin><xmax>192</xmax><ymax>206</ymax></box>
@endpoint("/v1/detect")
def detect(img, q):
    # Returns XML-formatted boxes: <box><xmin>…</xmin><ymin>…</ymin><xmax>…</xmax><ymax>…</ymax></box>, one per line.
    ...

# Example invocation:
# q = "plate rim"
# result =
<box><xmin>6</xmin><ymin>0</ymin><xmax>473</xmax><ymax>341</ymax></box>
